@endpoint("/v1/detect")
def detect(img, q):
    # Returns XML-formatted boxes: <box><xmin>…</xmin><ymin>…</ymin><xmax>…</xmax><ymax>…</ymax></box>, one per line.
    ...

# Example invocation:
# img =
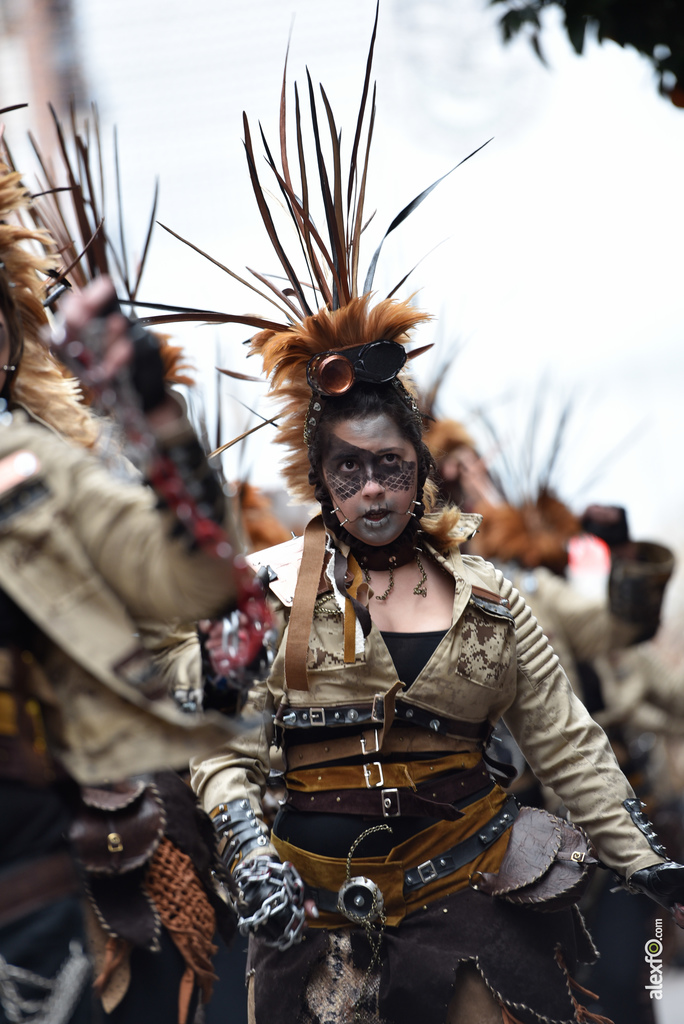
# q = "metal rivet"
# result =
<box><xmin>429</xmin><ymin>719</ymin><xmax>440</xmax><ymax>731</ymax></box>
<box><xmin>348</xmin><ymin>709</ymin><xmax>359</xmax><ymax>722</ymax></box>
<box><xmin>405</xmin><ymin>709</ymin><xmax>414</xmax><ymax>718</ymax></box>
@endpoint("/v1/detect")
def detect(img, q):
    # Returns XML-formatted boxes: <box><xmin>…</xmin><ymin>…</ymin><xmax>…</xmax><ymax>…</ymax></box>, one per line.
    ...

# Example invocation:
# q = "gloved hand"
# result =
<box><xmin>629</xmin><ymin>862</ymin><xmax>684</xmax><ymax>928</ymax></box>
<box><xmin>233</xmin><ymin>855</ymin><xmax>307</xmax><ymax>950</ymax></box>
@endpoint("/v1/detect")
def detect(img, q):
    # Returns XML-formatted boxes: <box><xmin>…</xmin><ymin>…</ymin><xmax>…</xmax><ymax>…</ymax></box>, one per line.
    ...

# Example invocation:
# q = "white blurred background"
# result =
<box><xmin>2</xmin><ymin>0</ymin><xmax>684</xmax><ymax>639</ymax></box>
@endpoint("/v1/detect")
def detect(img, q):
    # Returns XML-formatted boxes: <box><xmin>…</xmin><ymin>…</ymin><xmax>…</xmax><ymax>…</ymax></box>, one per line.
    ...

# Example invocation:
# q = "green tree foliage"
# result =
<box><xmin>491</xmin><ymin>0</ymin><xmax>684</xmax><ymax>106</ymax></box>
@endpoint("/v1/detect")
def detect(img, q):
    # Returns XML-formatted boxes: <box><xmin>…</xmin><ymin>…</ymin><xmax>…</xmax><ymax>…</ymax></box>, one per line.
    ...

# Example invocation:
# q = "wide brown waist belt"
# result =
<box><xmin>285</xmin><ymin>753</ymin><xmax>482</xmax><ymax>794</ymax></box>
<box><xmin>284</xmin><ymin>725</ymin><xmax>478</xmax><ymax>771</ymax></box>
<box><xmin>285</xmin><ymin>764</ymin><xmax>494</xmax><ymax>820</ymax></box>
<box><xmin>0</xmin><ymin>850</ymin><xmax>81</xmax><ymax>929</ymax></box>
<box><xmin>304</xmin><ymin>796</ymin><xmax>519</xmax><ymax>917</ymax></box>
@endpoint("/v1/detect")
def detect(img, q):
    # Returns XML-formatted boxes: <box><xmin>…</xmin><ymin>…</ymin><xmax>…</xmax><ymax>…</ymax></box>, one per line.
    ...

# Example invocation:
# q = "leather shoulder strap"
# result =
<box><xmin>284</xmin><ymin>516</ymin><xmax>327</xmax><ymax>692</ymax></box>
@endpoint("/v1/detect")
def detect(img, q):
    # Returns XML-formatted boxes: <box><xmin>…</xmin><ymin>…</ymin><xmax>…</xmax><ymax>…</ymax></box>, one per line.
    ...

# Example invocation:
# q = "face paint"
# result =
<box><xmin>321</xmin><ymin>413</ymin><xmax>419</xmax><ymax>546</ymax></box>
<box><xmin>325</xmin><ymin>450</ymin><xmax>416</xmax><ymax>501</ymax></box>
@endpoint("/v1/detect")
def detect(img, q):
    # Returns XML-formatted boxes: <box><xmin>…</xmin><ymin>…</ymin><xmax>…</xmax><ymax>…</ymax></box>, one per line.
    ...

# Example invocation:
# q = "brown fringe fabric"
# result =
<box><xmin>144</xmin><ymin>836</ymin><xmax>218</xmax><ymax>1022</ymax></box>
<box><xmin>554</xmin><ymin>951</ymin><xmax>615</xmax><ymax>1024</ymax></box>
<box><xmin>92</xmin><ymin>936</ymin><xmax>130</xmax><ymax>998</ymax></box>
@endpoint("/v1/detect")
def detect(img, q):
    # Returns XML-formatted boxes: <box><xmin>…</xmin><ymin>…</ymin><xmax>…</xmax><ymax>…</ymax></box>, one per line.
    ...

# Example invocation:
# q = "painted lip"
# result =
<box><xmin>363</xmin><ymin>508</ymin><xmax>391</xmax><ymax>524</ymax></box>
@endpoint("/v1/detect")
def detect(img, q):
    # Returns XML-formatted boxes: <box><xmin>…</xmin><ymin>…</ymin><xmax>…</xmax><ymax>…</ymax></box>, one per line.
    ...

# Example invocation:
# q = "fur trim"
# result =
<box><xmin>250</xmin><ymin>294</ymin><xmax>431</xmax><ymax>502</ymax></box>
<box><xmin>424</xmin><ymin>417</ymin><xmax>475</xmax><ymax>458</ymax></box>
<box><xmin>239</xmin><ymin>482</ymin><xmax>291</xmax><ymax>551</ymax></box>
<box><xmin>473</xmin><ymin>491</ymin><xmax>580</xmax><ymax>574</ymax></box>
<box><xmin>157</xmin><ymin>334</ymin><xmax>195</xmax><ymax>387</ymax></box>
<box><xmin>0</xmin><ymin>158</ymin><xmax>100</xmax><ymax>448</ymax></box>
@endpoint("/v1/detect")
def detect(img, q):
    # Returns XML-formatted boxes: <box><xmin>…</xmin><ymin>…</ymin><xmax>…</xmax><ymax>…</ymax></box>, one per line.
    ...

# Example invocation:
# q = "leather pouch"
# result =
<box><xmin>69</xmin><ymin>779</ymin><xmax>166</xmax><ymax>875</ymax></box>
<box><xmin>474</xmin><ymin>806</ymin><xmax>598</xmax><ymax>911</ymax></box>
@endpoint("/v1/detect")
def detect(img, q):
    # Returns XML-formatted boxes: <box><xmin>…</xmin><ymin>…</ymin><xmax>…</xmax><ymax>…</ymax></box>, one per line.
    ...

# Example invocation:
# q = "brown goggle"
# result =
<box><xmin>306</xmin><ymin>340</ymin><xmax>407</xmax><ymax>396</ymax></box>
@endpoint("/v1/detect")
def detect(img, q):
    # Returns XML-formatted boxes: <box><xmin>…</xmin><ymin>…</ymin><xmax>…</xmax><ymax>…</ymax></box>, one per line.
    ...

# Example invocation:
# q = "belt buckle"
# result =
<box><xmin>360</xmin><ymin>729</ymin><xmax>380</xmax><ymax>755</ymax></box>
<box><xmin>309</xmin><ymin>708</ymin><xmax>325</xmax><ymax>726</ymax></box>
<box><xmin>381</xmin><ymin>788</ymin><xmax>400</xmax><ymax>817</ymax></box>
<box><xmin>417</xmin><ymin>859</ymin><xmax>438</xmax><ymax>884</ymax></box>
<box><xmin>363</xmin><ymin>761</ymin><xmax>384</xmax><ymax>788</ymax></box>
<box><xmin>371</xmin><ymin>694</ymin><xmax>384</xmax><ymax>723</ymax></box>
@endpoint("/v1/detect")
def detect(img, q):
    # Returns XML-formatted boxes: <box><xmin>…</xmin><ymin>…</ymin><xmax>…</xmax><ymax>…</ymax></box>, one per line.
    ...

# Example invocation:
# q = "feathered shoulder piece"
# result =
<box><xmin>251</xmin><ymin>295</ymin><xmax>430</xmax><ymax>500</ymax></box>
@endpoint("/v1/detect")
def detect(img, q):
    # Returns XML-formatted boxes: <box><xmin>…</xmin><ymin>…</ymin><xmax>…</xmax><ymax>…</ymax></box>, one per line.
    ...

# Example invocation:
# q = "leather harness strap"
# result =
<box><xmin>283</xmin><ymin>724</ymin><xmax>475</xmax><ymax>771</ymax></box>
<box><xmin>285</xmin><ymin>767</ymin><xmax>494</xmax><ymax>820</ymax></box>
<box><xmin>284</xmin><ymin>516</ymin><xmax>327</xmax><ymax>692</ymax></box>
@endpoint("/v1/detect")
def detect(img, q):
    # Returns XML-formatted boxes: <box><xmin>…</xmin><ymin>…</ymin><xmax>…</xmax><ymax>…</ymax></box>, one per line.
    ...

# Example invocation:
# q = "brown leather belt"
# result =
<box><xmin>284</xmin><ymin>725</ymin><xmax>476</xmax><ymax>771</ymax></box>
<box><xmin>285</xmin><ymin>762</ymin><xmax>493</xmax><ymax>820</ymax></box>
<box><xmin>285</xmin><ymin>753</ymin><xmax>477</xmax><ymax>794</ymax></box>
<box><xmin>0</xmin><ymin>850</ymin><xmax>81</xmax><ymax>929</ymax></box>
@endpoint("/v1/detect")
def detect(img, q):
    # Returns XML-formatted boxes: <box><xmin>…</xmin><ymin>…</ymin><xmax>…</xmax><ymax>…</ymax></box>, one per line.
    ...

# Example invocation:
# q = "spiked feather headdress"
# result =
<box><xmin>140</xmin><ymin>9</ymin><xmax>488</xmax><ymax>540</ymax></box>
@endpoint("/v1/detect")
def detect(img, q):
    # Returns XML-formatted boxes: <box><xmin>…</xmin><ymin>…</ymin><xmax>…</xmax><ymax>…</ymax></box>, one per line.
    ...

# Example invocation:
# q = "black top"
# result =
<box><xmin>381</xmin><ymin>628</ymin><xmax>448</xmax><ymax>687</ymax></box>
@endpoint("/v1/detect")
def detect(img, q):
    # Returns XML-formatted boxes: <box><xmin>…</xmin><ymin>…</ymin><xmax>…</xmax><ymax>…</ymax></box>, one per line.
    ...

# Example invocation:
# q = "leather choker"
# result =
<box><xmin>321</xmin><ymin>502</ymin><xmax>424</xmax><ymax>571</ymax></box>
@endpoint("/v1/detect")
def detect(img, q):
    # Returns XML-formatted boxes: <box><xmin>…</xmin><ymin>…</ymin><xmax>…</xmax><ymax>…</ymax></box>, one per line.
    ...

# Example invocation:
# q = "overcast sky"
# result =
<box><xmin>64</xmin><ymin>0</ymin><xmax>684</xmax><ymax>625</ymax></box>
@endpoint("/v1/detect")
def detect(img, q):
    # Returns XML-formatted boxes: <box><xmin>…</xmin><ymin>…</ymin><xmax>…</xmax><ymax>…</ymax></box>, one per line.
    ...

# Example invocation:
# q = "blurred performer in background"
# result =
<box><xmin>0</xmin><ymin>156</ymin><xmax>258</xmax><ymax>1024</ymax></box>
<box><xmin>427</xmin><ymin>417</ymin><xmax>677</xmax><ymax>1024</ymax></box>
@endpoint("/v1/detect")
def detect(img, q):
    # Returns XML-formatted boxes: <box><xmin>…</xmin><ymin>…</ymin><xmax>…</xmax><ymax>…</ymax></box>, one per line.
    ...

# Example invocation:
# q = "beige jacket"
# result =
<box><xmin>191</xmin><ymin>527</ymin><xmax>666</xmax><ymax>879</ymax></box>
<box><xmin>0</xmin><ymin>409</ymin><xmax>237</xmax><ymax>784</ymax></box>
<box><xmin>498</xmin><ymin>564</ymin><xmax>638</xmax><ymax>698</ymax></box>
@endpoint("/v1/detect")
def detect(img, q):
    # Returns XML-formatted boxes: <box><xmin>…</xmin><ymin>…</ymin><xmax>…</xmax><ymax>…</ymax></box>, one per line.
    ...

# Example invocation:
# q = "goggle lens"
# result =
<box><xmin>306</xmin><ymin>340</ymin><xmax>407</xmax><ymax>396</ymax></box>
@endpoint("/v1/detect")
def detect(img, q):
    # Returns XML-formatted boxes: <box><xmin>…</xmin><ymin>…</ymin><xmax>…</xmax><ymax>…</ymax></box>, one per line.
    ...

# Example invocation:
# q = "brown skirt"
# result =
<box><xmin>246</xmin><ymin>887</ymin><xmax>599</xmax><ymax>1024</ymax></box>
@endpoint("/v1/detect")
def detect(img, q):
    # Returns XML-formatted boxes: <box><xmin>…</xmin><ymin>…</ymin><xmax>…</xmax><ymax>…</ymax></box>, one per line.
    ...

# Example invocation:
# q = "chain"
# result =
<box><xmin>0</xmin><ymin>941</ymin><xmax>90</xmax><ymax>1024</ymax></box>
<box><xmin>233</xmin><ymin>856</ymin><xmax>306</xmax><ymax>951</ymax></box>
<box><xmin>344</xmin><ymin>825</ymin><xmax>392</xmax><ymax>882</ymax></box>
<box><xmin>413</xmin><ymin>551</ymin><xmax>428</xmax><ymax>598</ymax></box>
<box><xmin>362</xmin><ymin>555</ymin><xmax>428</xmax><ymax>601</ymax></box>
<box><xmin>343</xmin><ymin>825</ymin><xmax>392</xmax><ymax>1023</ymax></box>
<box><xmin>362</xmin><ymin>565</ymin><xmax>394</xmax><ymax>601</ymax></box>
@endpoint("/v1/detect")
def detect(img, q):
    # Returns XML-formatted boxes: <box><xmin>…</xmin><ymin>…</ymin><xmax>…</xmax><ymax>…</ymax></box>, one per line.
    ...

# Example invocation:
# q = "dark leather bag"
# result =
<box><xmin>69</xmin><ymin>778</ymin><xmax>166</xmax><ymax>875</ymax></box>
<box><xmin>474</xmin><ymin>806</ymin><xmax>598</xmax><ymax>911</ymax></box>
